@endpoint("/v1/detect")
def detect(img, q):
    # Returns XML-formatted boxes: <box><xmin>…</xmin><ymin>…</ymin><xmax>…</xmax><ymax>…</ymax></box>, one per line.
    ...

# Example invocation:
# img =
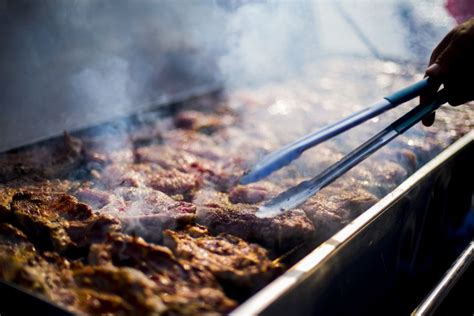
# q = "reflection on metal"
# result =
<box><xmin>412</xmin><ymin>241</ymin><xmax>474</xmax><ymax>316</ymax></box>
<box><xmin>233</xmin><ymin>131</ymin><xmax>473</xmax><ymax>316</ymax></box>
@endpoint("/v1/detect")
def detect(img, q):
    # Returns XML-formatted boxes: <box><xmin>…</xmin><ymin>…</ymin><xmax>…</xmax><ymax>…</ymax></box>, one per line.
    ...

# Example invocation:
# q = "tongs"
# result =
<box><xmin>239</xmin><ymin>78</ymin><xmax>448</xmax><ymax>217</ymax></box>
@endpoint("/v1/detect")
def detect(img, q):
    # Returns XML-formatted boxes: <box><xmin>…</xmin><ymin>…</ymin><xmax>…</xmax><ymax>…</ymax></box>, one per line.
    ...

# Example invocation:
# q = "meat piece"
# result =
<box><xmin>164</xmin><ymin>130</ymin><xmax>227</xmax><ymax>162</ymax></box>
<box><xmin>9</xmin><ymin>192</ymin><xmax>121</xmax><ymax>255</ymax></box>
<box><xmin>100</xmin><ymin>163</ymin><xmax>200</xmax><ymax>198</ymax></box>
<box><xmin>0</xmin><ymin>187</ymin><xmax>16</xmax><ymax>221</ymax></box>
<box><xmin>89</xmin><ymin>233</ymin><xmax>236</xmax><ymax>315</ymax></box>
<box><xmin>145</xmin><ymin>167</ymin><xmax>200</xmax><ymax>198</ymax></box>
<box><xmin>73</xmin><ymin>266</ymin><xmax>167</xmax><ymax>316</ymax></box>
<box><xmin>194</xmin><ymin>190</ymin><xmax>315</xmax><ymax>253</ymax></box>
<box><xmin>136</xmin><ymin>145</ymin><xmax>212</xmax><ymax>173</ymax></box>
<box><xmin>135</xmin><ymin>144</ymin><xmax>244</xmax><ymax>191</ymax></box>
<box><xmin>0</xmin><ymin>223</ymin><xmax>79</xmax><ymax>310</ymax></box>
<box><xmin>0</xmin><ymin>133</ymin><xmax>83</xmax><ymax>182</ymax></box>
<box><xmin>301</xmin><ymin>186</ymin><xmax>378</xmax><ymax>241</ymax></box>
<box><xmin>0</xmin><ymin>221</ymin><xmax>167</xmax><ymax>315</ymax></box>
<box><xmin>75</xmin><ymin>187</ymin><xmax>114</xmax><ymax>209</ymax></box>
<box><xmin>81</xmin><ymin>133</ymin><xmax>134</xmax><ymax>165</ymax></box>
<box><xmin>174</xmin><ymin>110</ymin><xmax>235</xmax><ymax>134</ymax></box>
<box><xmin>163</xmin><ymin>225</ymin><xmax>282</xmax><ymax>293</ymax></box>
<box><xmin>0</xmin><ymin>222</ymin><xmax>30</xmax><ymax>246</ymax></box>
<box><xmin>229</xmin><ymin>182</ymin><xmax>280</xmax><ymax>204</ymax></box>
<box><xmin>342</xmin><ymin>159</ymin><xmax>409</xmax><ymax>197</ymax></box>
<box><xmin>79</xmin><ymin>187</ymin><xmax>196</xmax><ymax>242</ymax></box>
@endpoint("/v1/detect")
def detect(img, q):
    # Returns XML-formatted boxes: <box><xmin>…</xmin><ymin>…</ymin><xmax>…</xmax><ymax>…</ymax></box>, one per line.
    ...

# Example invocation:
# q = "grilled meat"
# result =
<box><xmin>0</xmin><ymin>133</ymin><xmax>83</xmax><ymax>182</ymax></box>
<box><xmin>100</xmin><ymin>163</ymin><xmax>200</xmax><ymax>198</ymax></box>
<box><xmin>194</xmin><ymin>190</ymin><xmax>315</xmax><ymax>253</ymax></box>
<box><xmin>89</xmin><ymin>233</ymin><xmax>237</xmax><ymax>315</ymax></box>
<box><xmin>8</xmin><ymin>191</ymin><xmax>121</xmax><ymax>255</ymax></box>
<box><xmin>0</xmin><ymin>72</ymin><xmax>471</xmax><ymax>315</ymax></box>
<box><xmin>301</xmin><ymin>186</ymin><xmax>379</xmax><ymax>240</ymax></box>
<box><xmin>174</xmin><ymin>110</ymin><xmax>235</xmax><ymax>133</ymax></box>
<box><xmin>77</xmin><ymin>187</ymin><xmax>195</xmax><ymax>242</ymax></box>
<box><xmin>228</xmin><ymin>181</ymin><xmax>280</xmax><ymax>204</ymax></box>
<box><xmin>73</xmin><ymin>266</ymin><xmax>168</xmax><ymax>315</ymax></box>
<box><xmin>135</xmin><ymin>143</ymin><xmax>244</xmax><ymax>191</ymax></box>
<box><xmin>163</xmin><ymin>225</ymin><xmax>282</xmax><ymax>293</ymax></box>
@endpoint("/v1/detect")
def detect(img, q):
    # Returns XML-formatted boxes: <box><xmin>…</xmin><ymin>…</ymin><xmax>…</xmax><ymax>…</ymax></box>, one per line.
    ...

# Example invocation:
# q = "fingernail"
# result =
<box><xmin>426</xmin><ymin>63</ymin><xmax>441</xmax><ymax>76</ymax></box>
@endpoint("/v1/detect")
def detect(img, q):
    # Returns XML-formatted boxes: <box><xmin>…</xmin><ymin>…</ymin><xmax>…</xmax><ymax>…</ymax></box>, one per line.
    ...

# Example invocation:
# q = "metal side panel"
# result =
<box><xmin>234</xmin><ymin>131</ymin><xmax>474</xmax><ymax>316</ymax></box>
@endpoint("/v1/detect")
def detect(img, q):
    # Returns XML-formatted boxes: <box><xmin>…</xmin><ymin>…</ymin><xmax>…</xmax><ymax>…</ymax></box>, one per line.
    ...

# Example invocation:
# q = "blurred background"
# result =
<box><xmin>0</xmin><ymin>0</ymin><xmax>456</xmax><ymax>152</ymax></box>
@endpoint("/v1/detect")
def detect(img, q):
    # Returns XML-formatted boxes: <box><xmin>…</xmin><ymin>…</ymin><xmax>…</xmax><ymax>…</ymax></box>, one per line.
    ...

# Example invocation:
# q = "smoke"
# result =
<box><xmin>0</xmin><ymin>0</ymin><xmax>221</xmax><ymax>151</ymax></box>
<box><xmin>218</xmin><ymin>1</ymin><xmax>319</xmax><ymax>86</ymax></box>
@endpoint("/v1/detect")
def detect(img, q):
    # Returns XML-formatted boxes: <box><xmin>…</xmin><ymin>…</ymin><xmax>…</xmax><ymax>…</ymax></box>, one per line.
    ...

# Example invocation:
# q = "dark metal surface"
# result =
<box><xmin>0</xmin><ymin>280</ymin><xmax>71</xmax><ymax>315</ymax></box>
<box><xmin>234</xmin><ymin>131</ymin><xmax>473</xmax><ymax>315</ymax></box>
<box><xmin>412</xmin><ymin>241</ymin><xmax>474</xmax><ymax>315</ymax></box>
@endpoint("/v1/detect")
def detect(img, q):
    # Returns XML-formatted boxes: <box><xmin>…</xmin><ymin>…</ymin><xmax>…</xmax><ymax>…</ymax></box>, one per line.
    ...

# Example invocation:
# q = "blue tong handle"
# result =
<box><xmin>385</xmin><ymin>77</ymin><xmax>433</xmax><ymax>104</ymax></box>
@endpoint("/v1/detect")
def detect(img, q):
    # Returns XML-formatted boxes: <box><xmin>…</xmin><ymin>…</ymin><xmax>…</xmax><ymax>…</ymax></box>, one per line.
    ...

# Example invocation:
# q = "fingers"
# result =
<box><xmin>429</xmin><ymin>29</ymin><xmax>455</xmax><ymax>66</ymax></box>
<box><xmin>425</xmin><ymin>63</ymin><xmax>442</xmax><ymax>77</ymax></box>
<box><xmin>422</xmin><ymin>112</ymin><xmax>436</xmax><ymax>127</ymax></box>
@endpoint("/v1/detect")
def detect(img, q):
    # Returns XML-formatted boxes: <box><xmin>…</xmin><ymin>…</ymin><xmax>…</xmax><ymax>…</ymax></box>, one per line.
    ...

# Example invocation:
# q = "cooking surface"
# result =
<box><xmin>0</xmin><ymin>55</ymin><xmax>473</xmax><ymax>314</ymax></box>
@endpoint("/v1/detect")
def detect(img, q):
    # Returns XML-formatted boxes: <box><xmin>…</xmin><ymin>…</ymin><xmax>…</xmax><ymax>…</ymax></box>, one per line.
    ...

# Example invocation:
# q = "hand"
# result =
<box><xmin>421</xmin><ymin>17</ymin><xmax>474</xmax><ymax>126</ymax></box>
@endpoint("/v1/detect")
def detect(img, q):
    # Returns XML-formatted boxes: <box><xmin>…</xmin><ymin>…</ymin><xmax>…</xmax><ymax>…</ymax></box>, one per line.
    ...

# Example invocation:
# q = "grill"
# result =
<box><xmin>0</xmin><ymin>1</ymin><xmax>473</xmax><ymax>315</ymax></box>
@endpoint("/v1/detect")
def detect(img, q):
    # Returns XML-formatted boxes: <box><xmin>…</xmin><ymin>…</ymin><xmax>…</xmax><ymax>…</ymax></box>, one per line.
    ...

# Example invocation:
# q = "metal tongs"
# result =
<box><xmin>239</xmin><ymin>78</ymin><xmax>448</xmax><ymax>217</ymax></box>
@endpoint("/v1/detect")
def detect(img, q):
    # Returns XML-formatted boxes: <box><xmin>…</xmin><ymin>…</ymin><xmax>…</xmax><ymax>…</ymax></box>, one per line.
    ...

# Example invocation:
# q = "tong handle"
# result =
<box><xmin>385</xmin><ymin>77</ymin><xmax>434</xmax><ymax>105</ymax></box>
<box><xmin>392</xmin><ymin>89</ymin><xmax>448</xmax><ymax>133</ymax></box>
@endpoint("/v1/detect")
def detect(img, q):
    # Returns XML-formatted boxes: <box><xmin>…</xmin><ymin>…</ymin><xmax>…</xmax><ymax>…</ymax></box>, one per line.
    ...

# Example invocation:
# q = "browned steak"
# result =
<box><xmin>342</xmin><ymin>159</ymin><xmax>409</xmax><ymax>197</ymax></box>
<box><xmin>301</xmin><ymin>186</ymin><xmax>378</xmax><ymax>240</ymax></box>
<box><xmin>228</xmin><ymin>182</ymin><xmax>280</xmax><ymax>204</ymax></box>
<box><xmin>77</xmin><ymin>187</ymin><xmax>196</xmax><ymax>242</ymax></box>
<box><xmin>73</xmin><ymin>266</ymin><xmax>167</xmax><ymax>315</ymax></box>
<box><xmin>0</xmin><ymin>133</ymin><xmax>83</xmax><ymax>182</ymax></box>
<box><xmin>135</xmin><ymin>145</ymin><xmax>212</xmax><ymax>174</ymax></box>
<box><xmin>8</xmin><ymin>192</ymin><xmax>121</xmax><ymax>255</ymax></box>
<box><xmin>174</xmin><ymin>110</ymin><xmax>235</xmax><ymax>133</ymax></box>
<box><xmin>135</xmin><ymin>144</ymin><xmax>244</xmax><ymax>191</ymax></box>
<box><xmin>89</xmin><ymin>233</ymin><xmax>237</xmax><ymax>315</ymax></box>
<box><xmin>81</xmin><ymin>133</ymin><xmax>135</xmax><ymax>165</ymax></box>
<box><xmin>0</xmin><ymin>223</ymin><xmax>80</xmax><ymax>311</ymax></box>
<box><xmin>100</xmin><ymin>163</ymin><xmax>200</xmax><ymax>198</ymax></box>
<box><xmin>163</xmin><ymin>225</ymin><xmax>282</xmax><ymax>293</ymax></box>
<box><xmin>194</xmin><ymin>190</ymin><xmax>315</xmax><ymax>253</ymax></box>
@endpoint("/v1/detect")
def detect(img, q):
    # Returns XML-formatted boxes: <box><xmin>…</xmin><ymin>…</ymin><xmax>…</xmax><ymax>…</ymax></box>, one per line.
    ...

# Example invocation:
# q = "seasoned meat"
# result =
<box><xmin>342</xmin><ymin>160</ymin><xmax>409</xmax><ymax>197</ymax></box>
<box><xmin>109</xmin><ymin>187</ymin><xmax>196</xmax><ymax>241</ymax></box>
<box><xmin>194</xmin><ymin>190</ymin><xmax>315</xmax><ymax>253</ymax></box>
<box><xmin>8</xmin><ymin>191</ymin><xmax>121</xmax><ymax>255</ymax></box>
<box><xmin>0</xmin><ymin>222</ymin><xmax>79</xmax><ymax>309</ymax></box>
<box><xmin>136</xmin><ymin>145</ymin><xmax>212</xmax><ymax>174</ymax></box>
<box><xmin>0</xmin><ymin>222</ymin><xmax>30</xmax><ymax>246</ymax></box>
<box><xmin>89</xmin><ymin>233</ymin><xmax>237</xmax><ymax>315</ymax></box>
<box><xmin>100</xmin><ymin>163</ymin><xmax>200</xmax><ymax>198</ymax></box>
<box><xmin>73</xmin><ymin>266</ymin><xmax>167</xmax><ymax>316</ymax></box>
<box><xmin>75</xmin><ymin>187</ymin><xmax>115</xmax><ymax>209</ymax></box>
<box><xmin>163</xmin><ymin>225</ymin><xmax>282</xmax><ymax>293</ymax></box>
<box><xmin>81</xmin><ymin>133</ymin><xmax>135</xmax><ymax>165</ymax></box>
<box><xmin>174</xmin><ymin>110</ymin><xmax>235</xmax><ymax>133</ymax></box>
<box><xmin>228</xmin><ymin>182</ymin><xmax>280</xmax><ymax>204</ymax></box>
<box><xmin>78</xmin><ymin>187</ymin><xmax>195</xmax><ymax>242</ymax></box>
<box><xmin>163</xmin><ymin>130</ymin><xmax>228</xmax><ymax>162</ymax></box>
<box><xmin>135</xmin><ymin>144</ymin><xmax>244</xmax><ymax>191</ymax></box>
<box><xmin>302</xmin><ymin>186</ymin><xmax>378</xmax><ymax>240</ymax></box>
<box><xmin>0</xmin><ymin>133</ymin><xmax>83</xmax><ymax>182</ymax></box>
<box><xmin>0</xmin><ymin>187</ymin><xmax>16</xmax><ymax>221</ymax></box>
